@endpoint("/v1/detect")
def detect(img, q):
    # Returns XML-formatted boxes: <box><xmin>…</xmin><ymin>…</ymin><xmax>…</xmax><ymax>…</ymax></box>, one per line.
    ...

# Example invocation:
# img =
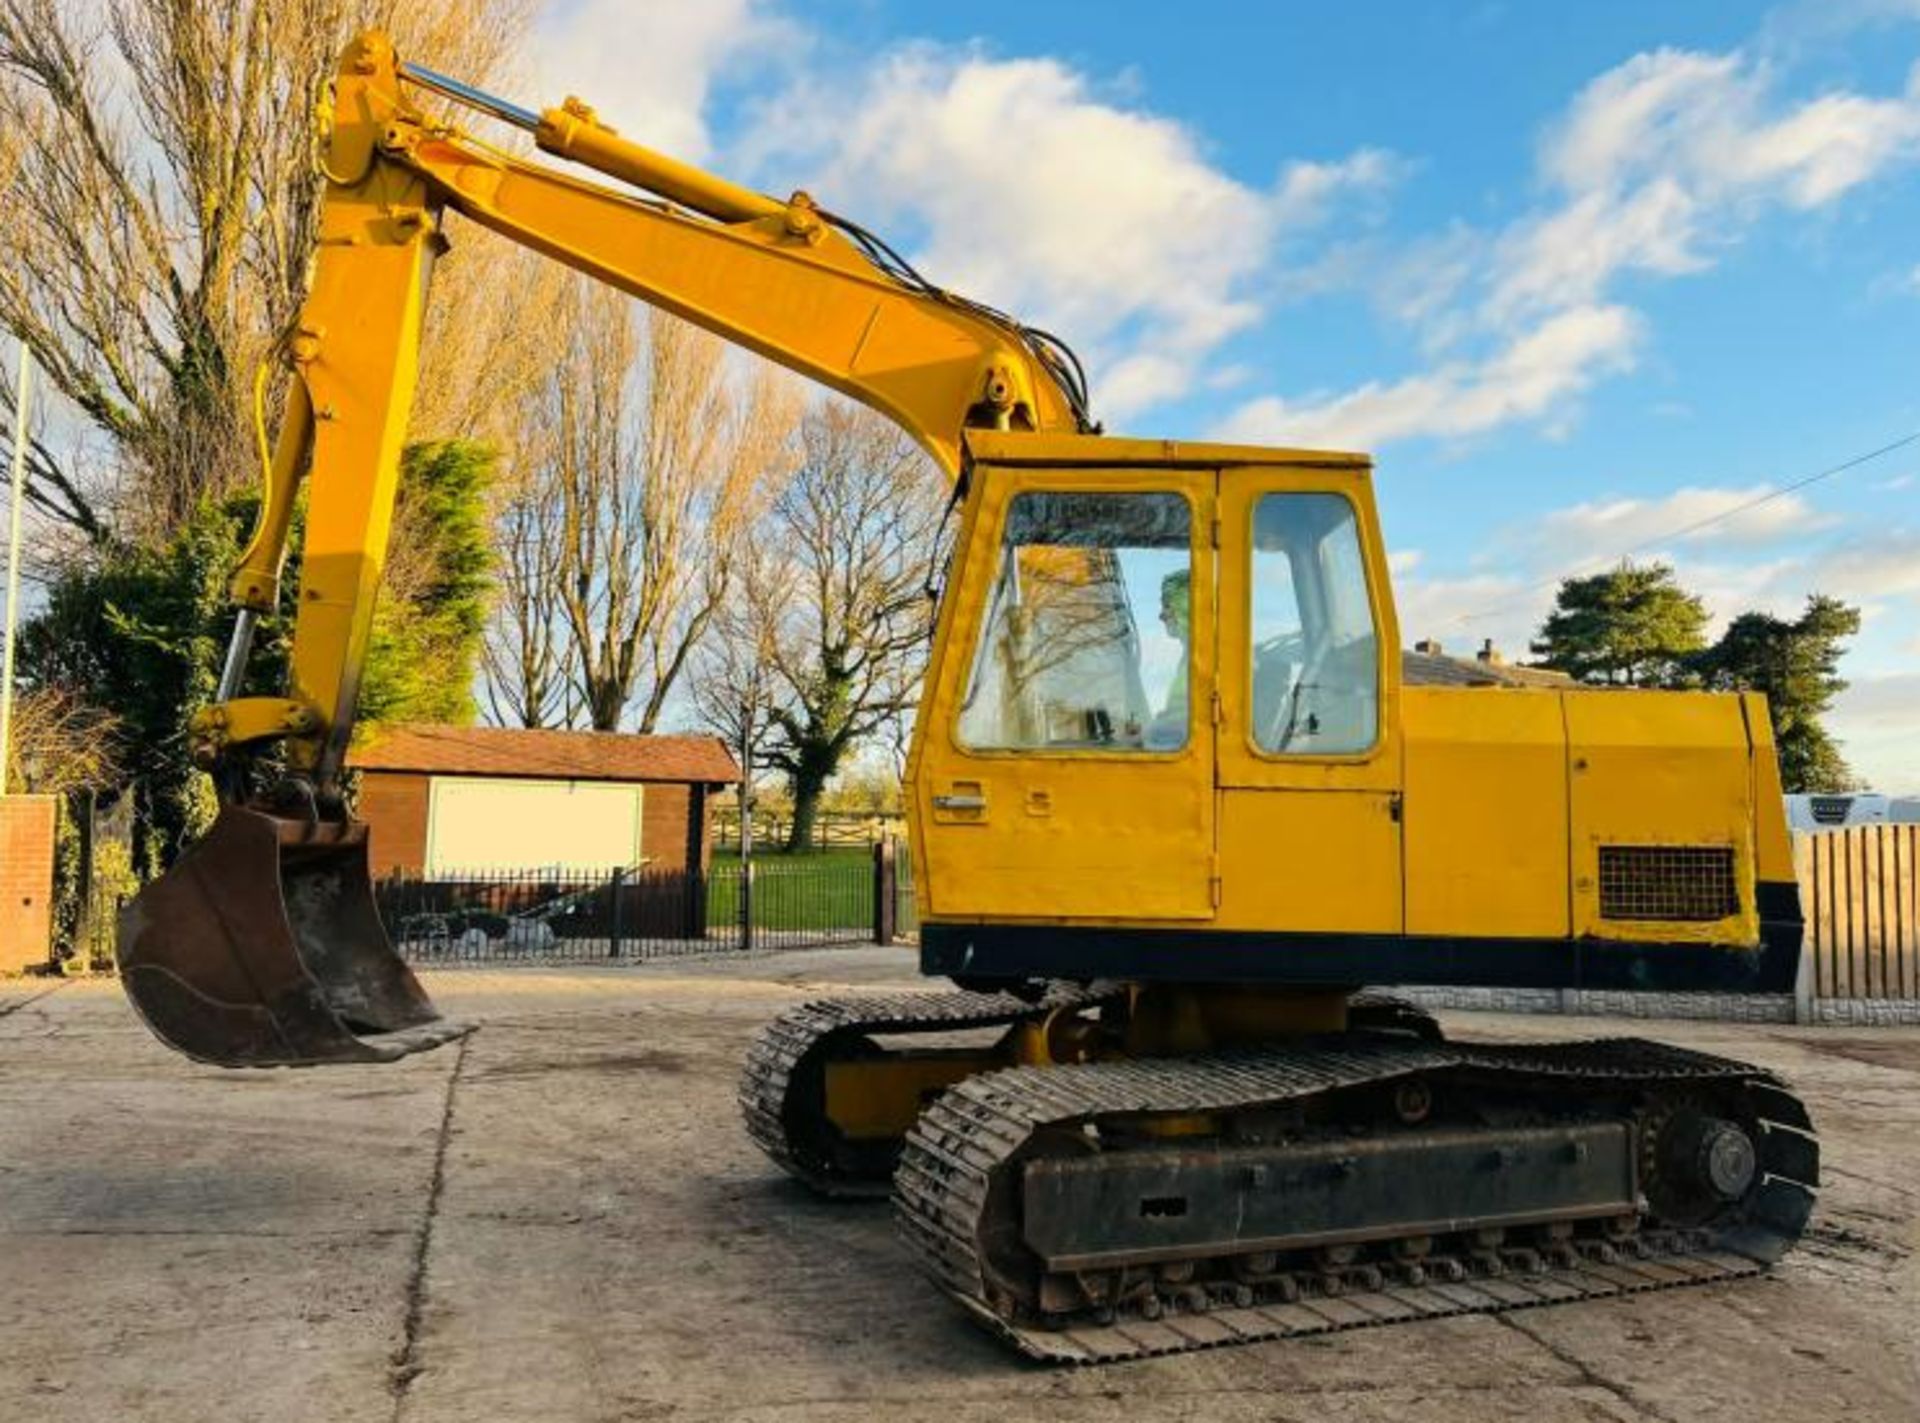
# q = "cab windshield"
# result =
<box><xmin>957</xmin><ymin>490</ymin><xmax>1191</xmax><ymax>752</ymax></box>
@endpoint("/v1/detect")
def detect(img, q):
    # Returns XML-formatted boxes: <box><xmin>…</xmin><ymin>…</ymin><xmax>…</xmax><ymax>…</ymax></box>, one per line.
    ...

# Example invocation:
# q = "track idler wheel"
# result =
<box><xmin>117</xmin><ymin>804</ymin><xmax>469</xmax><ymax>1067</ymax></box>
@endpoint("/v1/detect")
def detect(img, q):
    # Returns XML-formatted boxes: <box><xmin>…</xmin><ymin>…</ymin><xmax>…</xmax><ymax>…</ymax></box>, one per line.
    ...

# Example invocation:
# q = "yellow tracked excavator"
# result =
<box><xmin>117</xmin><ymin>32</ymin><xmax>1818</xmax><ymax>1361</ymax></box>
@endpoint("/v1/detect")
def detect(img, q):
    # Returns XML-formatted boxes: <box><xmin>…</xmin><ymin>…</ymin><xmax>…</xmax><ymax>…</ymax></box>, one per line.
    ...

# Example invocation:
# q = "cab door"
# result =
<box><xmin>913</xmin><ymin>463</ymin><xmax>1216</xmax><ymax>923</ymax></box>
<box><xmin>1214</xmin><ymin>465</ymin><xmax>1404</xmax><ymax>934</ymax></box>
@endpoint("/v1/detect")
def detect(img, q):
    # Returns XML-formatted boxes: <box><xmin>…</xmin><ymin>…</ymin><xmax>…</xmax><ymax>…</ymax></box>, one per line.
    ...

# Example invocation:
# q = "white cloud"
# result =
<box><xmin>532</xmin><ymin>0</ymin><xmax>795</xmax><ymax>161</ymax></box>
<box><xmin>1533</xmin><ymin>484</ymin><xmax>1839</xmax><ymax>558</ymax></box>
<box><xmin>1660</xmin><ymin>553</ymin><xmax>1815</xmax><ymax>632</ymax></box>
<box><xmin>1542</xmin><ymin>49</ymin><xmax>1920</xmax><ymax>205</ymax></box>
<box><xmin>1763</xmin><ymin>0</ymin><xmax>1920</xmax><ymax>55</ymax></box>
<box><xmin>741</xmin><ymin>46</ymin><xmax>1399</xmax><ymax>421</ymax></box>
<box><xmin>1273</xmin><ymin>150</ymin><xmax>1407</xmax><ymax>226</ymax></box>
<box><xmin>1406</xmin><ymin>489</ymin><xmax>1914</xmax><ymax>675</ymax></box>
<box><xmin>1487</xmin><ymin>180</ymin><xmax>1704</xmax><ymax>325</ymax></box>
<box><xmin>1216</xmin><ymin>303</ymin><xmax>1640</xmax><ymax>449</ymax></box>
<box><xmin>1219</xmin><ymin>45</ymin><xmax>1920</xmax><ymax>450</ymax></box>
<box><xmin>1486</xmin><ymin>499</ymin><xmax>1915</xmax><ymax>627</ymax></box>
<box><xmin>1828</xmin><ymin>672</ymin><xmax>1920</xmax><ymax>792</ymax></box>
<box><xmin>1488</xmin><ymin>49</ymin><xmax>1920</xmax><ymax>325</ymax></box>
<box><xmin>1795</xmin><ymin>530</ymin><xmax>1920</xmax><ymax>603</ymax></box>
<box><xmin>1398</xmin><ymin>544</ymin><xmax>1801</xmax><ymax>659</ymax></box>
<box><xmin>1831</xmin><ymin>672</ymin><xmax>1920</xmax><ymax>728</ymax></box>
<box><xmin>1392</xmin><ymin>570</ymin><xmax>1547</xmax><ymax>661</ymax></box>
<box><xmin>1544</xmin><ymin>51</ymin><xmax>1742</xmax><ymax>192</ymax></box>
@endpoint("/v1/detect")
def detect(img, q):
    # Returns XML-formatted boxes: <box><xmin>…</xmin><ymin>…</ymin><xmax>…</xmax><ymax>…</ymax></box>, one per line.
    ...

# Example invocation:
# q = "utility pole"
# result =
<box><xmin>0</xmin><ymin>339</ymin><xmax>33</xmax><ymax>797</ymax></box>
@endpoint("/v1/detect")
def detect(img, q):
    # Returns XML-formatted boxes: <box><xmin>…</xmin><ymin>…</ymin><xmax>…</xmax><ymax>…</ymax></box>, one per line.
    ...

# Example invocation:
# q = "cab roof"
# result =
<box><xmin>963</xmin><ymin>427</ymin><xmax>1372</xmax><ymax>471</ymax></box>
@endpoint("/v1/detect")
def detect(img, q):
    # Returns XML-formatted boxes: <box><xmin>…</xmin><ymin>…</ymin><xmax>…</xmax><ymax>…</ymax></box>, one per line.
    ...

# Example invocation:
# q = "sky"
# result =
<box><xmin>528</xmin><ymin>0</ymin><xmax>1920</xmax><ymax>789</ymax></box>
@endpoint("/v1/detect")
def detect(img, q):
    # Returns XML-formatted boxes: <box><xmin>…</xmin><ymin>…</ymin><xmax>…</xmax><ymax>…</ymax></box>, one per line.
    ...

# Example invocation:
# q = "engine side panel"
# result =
<box><xmin>1214</xmin><ymin>789</ymin><xmax>1403</xmax><ymax>934</ymax></box>
<box><xmin>1564</xmin><ymin>691</ymin><xmax>1759</xmax><ymax>948</ymax></box>
<box><xmin>1403</xmin><ymin>687</ymin><xmax>1570</xmax><ymax>940</ymax></box>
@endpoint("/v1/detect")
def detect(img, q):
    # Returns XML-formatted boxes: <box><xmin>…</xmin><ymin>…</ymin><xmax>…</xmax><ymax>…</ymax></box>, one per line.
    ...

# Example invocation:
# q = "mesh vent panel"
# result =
<box><xmin>1597</xmin><ymin>845</ymin><xmax>1739</xmax><ymax>922</ymax></box>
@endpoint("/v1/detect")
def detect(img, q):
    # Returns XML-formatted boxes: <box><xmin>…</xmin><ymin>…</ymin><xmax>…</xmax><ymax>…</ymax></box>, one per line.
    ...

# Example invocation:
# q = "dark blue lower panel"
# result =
<box><xmin>921</xmin><ymin>881</ymin><xmax>1803</xmax><ymax>995</ymax></box>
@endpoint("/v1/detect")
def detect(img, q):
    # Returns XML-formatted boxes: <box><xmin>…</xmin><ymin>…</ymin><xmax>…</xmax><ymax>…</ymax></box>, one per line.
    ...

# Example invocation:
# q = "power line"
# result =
<box><xmin>1447</xmin><ymin>427</ymin><xmax>1920</xmax><ymax>627</ymax></box>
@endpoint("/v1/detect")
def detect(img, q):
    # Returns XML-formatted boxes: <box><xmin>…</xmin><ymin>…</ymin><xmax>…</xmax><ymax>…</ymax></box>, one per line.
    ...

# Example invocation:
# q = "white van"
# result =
<box><xmin>1785</xmin><ymin>792</ymin><xmax>1920</xmax><ymax>830</ymax></box>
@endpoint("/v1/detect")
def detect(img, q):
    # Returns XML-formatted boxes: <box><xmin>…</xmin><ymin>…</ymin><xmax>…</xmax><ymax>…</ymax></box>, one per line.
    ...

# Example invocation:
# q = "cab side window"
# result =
<box><xmin>957</xmin><ymin>491</ymin><xmax>1192</xmax><ymax>752</ymax></box>
<box><xmin>1249</xmin><ymin>493</ymin><xmax>1379</xmax><ymax>755</ymax></box>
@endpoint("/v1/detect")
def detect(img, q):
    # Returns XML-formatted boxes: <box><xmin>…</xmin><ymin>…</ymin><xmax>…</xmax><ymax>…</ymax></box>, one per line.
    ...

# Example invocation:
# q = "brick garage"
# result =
<box><xmin>0</xmin><ymin>795</ymin><xmax>58</xmax><ymax>973</ymax></box>
<box><xmin>349</xmin><ymin>725</ymin><xmax>740</xmax><ymax>879</ymax></box>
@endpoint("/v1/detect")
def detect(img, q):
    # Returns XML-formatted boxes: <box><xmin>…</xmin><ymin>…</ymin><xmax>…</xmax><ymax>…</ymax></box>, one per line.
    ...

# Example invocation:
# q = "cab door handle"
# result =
<box><xmin>932</xmin><ymin>782</ymin><xmax>988</xmax><ymax>823</ymax></box>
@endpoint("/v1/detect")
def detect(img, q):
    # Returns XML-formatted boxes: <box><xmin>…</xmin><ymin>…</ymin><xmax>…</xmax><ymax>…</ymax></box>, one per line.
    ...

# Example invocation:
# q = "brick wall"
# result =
<box><xmin>640</xmin><ymin>782</ymin><xmax>693</xmax><ymax>871</ymax></box>
<box><xmin>1393</xmin><ymin>983</ymin><xmax>1920</xmax><ymax>1026</ymax></box>
<box><xmin>0</xmin><ymin>795</ymin><xmax>58</xmax><ymax>973</ymax></box>
<box><xmin>1393</xmin><ymin>985</ymin><xmax>1797</xmax><ymax>1023</ymax></box>
<box><xmin>357</xmin><ymin>771</ymin><xmax>430</xmax><ymax>875</ymax></box>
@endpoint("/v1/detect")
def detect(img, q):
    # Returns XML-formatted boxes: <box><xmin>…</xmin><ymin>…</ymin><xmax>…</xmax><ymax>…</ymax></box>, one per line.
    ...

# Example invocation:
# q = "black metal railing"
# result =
<box><xmin>374</xmin><ymin>848</ymin><xmax>898</xmax><ymax>965</ymax></box>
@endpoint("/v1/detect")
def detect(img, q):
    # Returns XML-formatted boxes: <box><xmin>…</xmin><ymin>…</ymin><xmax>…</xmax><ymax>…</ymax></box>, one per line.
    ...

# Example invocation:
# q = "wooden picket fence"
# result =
<box><xmin>1794</xmin><ymin>825</ymin><xmax>1920</xmax><ymax>1001</ymax></box>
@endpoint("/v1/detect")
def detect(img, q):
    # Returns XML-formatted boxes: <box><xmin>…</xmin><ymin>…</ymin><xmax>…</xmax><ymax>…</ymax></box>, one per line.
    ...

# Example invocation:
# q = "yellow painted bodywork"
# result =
<box><xmin>911</xmin><ymin>430</ymin><xmax>1784</xmax><ymax>962</ymax></box>
<box><xmin>1403</xmin><ymin>688</ymin><xmax>1571</xmax><ymax>939</ymax></box>
<box><xmin>1124</xmin><ymin>986</ymin><xmax>1349</xmax><ymax>1052</ymax></box>
<box><xmin>223</xmin><ymin>33</ymin><xmax>439</xmax><ymax>778</ymax></box>
<box><xmin>821</xmin><ymin>986</ymin><xmax>1348</xmax><ymax>1141</ymax></box>
<box><xmin>1564</xmin><ymin>691</ymin><xmax>1758</xmax><ymax>946</ymax></box>
<box><xmin>825</xmin><ymin>1053</ymin><xmax>999</xmax><ymax>1141</ymax></box>
<box><xmin>1743</xmin><ymin>692</ymin><xmax>1796</xmax><ymax>887</ymax></box>
<box><xmin>187</xmin><ymin>697</ymin><xmax>320</xmax><ymax>770</ymax></box>
<box><xmin>919</xmin><ymin>462</ymin><xmax>1216</xmax><ymax>922</ymax></box>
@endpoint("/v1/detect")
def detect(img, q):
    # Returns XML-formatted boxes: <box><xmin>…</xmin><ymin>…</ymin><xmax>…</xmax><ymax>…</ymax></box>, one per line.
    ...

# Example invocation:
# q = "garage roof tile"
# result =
<box><xmin>350</xmin><ymin>724</ymin><xmax>741</xmax><ymax>784</ymax></box>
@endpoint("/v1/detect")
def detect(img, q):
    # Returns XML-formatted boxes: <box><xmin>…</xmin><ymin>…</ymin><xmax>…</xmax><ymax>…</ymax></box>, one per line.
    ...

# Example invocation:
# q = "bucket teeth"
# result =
<box><xmin>116</xmin><ymin>804</ymin><xmax>466</xmax><ymax>1068</ymax></box>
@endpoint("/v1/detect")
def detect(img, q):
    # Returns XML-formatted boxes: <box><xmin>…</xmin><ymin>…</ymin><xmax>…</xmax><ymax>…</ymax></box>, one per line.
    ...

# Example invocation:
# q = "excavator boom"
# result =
<box><xmin>117</xmin><ymin>30</ymin><xmax>1086</xmax><ymax>1067</ymax></box>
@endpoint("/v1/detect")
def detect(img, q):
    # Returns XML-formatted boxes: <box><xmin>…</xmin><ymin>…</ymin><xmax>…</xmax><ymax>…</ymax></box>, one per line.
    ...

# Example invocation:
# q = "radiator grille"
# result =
<box><xmin>1597</xmin><ymin>845</ymin><xmax>1740</xmax><ymax>922</ymax></box>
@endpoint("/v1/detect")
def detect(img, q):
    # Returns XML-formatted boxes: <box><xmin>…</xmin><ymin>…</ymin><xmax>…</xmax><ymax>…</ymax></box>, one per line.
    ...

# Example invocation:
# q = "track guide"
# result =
<box><xmin>894</xmin><ymin>1037</ymin><xmax>1818</xmax><ymax>1363</ymax></box>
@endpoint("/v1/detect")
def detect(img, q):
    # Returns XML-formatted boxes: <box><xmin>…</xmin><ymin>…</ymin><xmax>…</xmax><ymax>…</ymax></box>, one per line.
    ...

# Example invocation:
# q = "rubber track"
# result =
<box><xmin>738</xmin><ymin>986</ymin><xmax>1119</xmax><ymax>1198</ymax></box>
<box><xmin>894</xmin><ymin>1037</ymin><xmax>1818</xmax><ymax>1363</ymax></box>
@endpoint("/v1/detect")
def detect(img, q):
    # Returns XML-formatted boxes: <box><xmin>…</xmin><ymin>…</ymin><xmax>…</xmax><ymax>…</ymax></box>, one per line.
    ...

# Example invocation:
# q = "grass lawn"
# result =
<box><xmin>706</xmin><ymin>848</ymin><xmax>874</xmax><ymax>932</ymax></box>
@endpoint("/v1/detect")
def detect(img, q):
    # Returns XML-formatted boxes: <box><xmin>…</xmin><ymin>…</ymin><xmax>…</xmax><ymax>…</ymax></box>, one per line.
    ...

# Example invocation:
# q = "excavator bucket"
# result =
<box><xmin>117</xmin><ymin>804</ymin><xmax>470</xmax><ymax>1067</ymax></box>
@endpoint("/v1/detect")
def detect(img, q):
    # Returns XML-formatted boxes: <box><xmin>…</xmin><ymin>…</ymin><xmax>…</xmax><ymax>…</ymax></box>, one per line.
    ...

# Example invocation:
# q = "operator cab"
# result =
<box><xmin>911</xmin><ymin>430</ymin><xmax>1401</xmax><ymax>939</ymax></box>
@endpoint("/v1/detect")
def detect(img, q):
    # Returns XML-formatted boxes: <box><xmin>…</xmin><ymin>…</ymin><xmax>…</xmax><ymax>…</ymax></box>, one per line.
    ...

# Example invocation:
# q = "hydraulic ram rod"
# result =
<box><xmin>396</xmin><ymin>60</ymin><xmax>541</xmax><ymax>131</ymax></box>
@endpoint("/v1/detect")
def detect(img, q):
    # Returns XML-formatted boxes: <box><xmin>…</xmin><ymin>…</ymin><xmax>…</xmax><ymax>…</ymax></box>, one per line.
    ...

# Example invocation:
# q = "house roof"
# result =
<box><xmin>1401</xmin><ymin>650</ymin><xmax>1576</xmax><ymax>689</ymax></box>
<box><xmin>350</xmin><ymin>724</ymin><xmax>741</xmax><ymax>784</ymax></box>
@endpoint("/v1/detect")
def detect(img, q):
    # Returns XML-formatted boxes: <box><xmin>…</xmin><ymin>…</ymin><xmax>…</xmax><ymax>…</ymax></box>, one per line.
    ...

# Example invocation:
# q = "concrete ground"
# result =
<box><xmin>1</xmin><ymin>949</ymin><xmax>1915</xmax><ymax>1423</ymax></box>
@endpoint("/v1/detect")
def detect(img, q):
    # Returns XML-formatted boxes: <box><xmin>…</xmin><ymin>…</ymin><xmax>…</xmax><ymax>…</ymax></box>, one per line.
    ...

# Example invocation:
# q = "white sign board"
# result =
<box><xmin>425</xmin><ymin>777</ymin><xmax>644</xmax><ymax>875</ymax></box>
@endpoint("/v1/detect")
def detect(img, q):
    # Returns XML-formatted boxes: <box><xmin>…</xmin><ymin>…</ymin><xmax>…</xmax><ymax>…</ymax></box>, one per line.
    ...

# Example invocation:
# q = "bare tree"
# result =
<box><xmin>733</xmin><ymin>401</ymin><xmax>948</xmax><ymax>853</ymax></box>
<box><xmin>415</xmin><ymin>240</ymin><xmax>571</xmax><ymax>459</ymax></box>
<box><xmin>688</xmin><ymin>539</ymin><xmax>786</xmax><ymax>763</ymax></box>
<box><xmin>0</xmin><ymin>0</ymin><xmax>533</xmax><ymax>539</ymax></box>
<box><xmin>483</xmin><ymin>453</ymin><xmax>578</xmax><ymax>728</ymax></box>
<box><xmin>5</xmin><ymin>684</ymin><xmax>121</xmax><ymax>795</ymax></box>
<box><xmin>512</xmin><ymin>279</ymin><xmax>794</xmax><ymax>732</ymax></box>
